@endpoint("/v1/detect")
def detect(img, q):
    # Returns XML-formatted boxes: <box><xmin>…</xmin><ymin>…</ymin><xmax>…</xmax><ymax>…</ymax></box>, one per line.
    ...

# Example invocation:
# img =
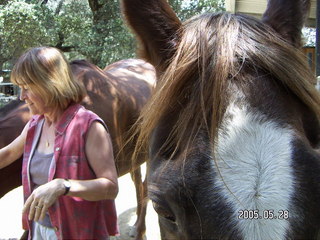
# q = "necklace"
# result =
<box><xmin>43</xmin><ymin>120</ymin><xmax>53</xmax><ymax>148</ymax></box>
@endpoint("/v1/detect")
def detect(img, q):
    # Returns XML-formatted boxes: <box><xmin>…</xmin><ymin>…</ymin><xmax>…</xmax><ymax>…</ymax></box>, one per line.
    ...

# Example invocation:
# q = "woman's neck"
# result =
<box><xmin>43</xmin><ymin>107</ymin><xmax>64</xmax><ymax>126</ymax></box>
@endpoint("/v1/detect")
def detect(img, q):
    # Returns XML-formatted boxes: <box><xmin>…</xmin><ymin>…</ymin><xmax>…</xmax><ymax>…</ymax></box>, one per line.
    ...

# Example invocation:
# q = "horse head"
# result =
<box><xmin>122</xmin><ymin>0</ymin><xmax>320</xmax><ymax>239</ymax></box>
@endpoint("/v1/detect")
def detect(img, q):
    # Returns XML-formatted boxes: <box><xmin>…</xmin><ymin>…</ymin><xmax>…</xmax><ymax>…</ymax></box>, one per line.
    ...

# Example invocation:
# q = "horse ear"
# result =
<box><xmin>121</xmin><ymin>0</ymin><xmax>182</xmax><ymax>74</ymax></box>
<box><xmin>261</xmin><ymin>0</ymin><xmax>311</xmax><ymax>48</ymax></box>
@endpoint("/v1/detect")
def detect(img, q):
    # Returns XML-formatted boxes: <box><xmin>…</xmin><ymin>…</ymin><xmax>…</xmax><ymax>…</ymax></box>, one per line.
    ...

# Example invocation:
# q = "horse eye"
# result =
<box><xmin>152</xmin><ymin>201</ymin><xmax>176</xmax><ymax>222</ymax></box>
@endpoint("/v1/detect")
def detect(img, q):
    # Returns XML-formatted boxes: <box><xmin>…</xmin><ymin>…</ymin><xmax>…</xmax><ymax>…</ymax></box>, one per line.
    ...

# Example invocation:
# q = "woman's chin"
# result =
<box><xmin>28</xmin><ymin>105</ymin><xmax>38</xmax><ymax>115</ymax></box>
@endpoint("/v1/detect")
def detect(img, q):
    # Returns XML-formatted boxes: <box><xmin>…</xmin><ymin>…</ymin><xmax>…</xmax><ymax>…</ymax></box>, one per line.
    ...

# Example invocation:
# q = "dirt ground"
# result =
<box><xmin>0</xmin><ymin>163</ymin><xmax>160</xmax><ymax>240</ymax></box>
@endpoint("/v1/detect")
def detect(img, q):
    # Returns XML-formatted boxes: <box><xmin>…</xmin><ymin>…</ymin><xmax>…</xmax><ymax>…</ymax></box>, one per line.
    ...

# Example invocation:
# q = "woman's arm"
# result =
<box><xmin>70</xmin><ymin>120</ymin><xmax>119</xmax><ymax>200</ymax></box>
<box><xmin>0</xmin><ymin>121</ymin><xmax>29</xmax><ymax>169</ymax></box>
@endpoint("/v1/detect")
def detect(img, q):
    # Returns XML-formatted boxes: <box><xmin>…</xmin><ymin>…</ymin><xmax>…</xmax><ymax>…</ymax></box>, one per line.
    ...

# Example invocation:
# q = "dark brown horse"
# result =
<box><xmin>122</xmin><ymin>0</ymin><xmax>320</xmax><ymax>239</ymax></box>
<box><xmin>0</xmin><ymin>58</ymin><xmax>155</xmax><ymax>240</ymax></box>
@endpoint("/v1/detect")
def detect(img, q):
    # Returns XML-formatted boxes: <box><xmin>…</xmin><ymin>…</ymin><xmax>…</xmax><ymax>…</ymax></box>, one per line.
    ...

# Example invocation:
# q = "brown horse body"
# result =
<box><xmin>0</xmin><ymin>59</ymin><xmax>155</xmax><ymax>239</ymax></box>
<box><xmin>122</xmin><ymin>0</ymin><xmax>320</xmax><ymax>239</ymax></box>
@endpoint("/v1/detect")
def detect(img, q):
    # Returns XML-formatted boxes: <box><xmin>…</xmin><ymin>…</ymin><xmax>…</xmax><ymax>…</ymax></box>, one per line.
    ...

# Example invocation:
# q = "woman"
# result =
<box><xmin>0</xmin><ymin>47</ymin><xmax>119</xmax><ymax>239</ymax></box>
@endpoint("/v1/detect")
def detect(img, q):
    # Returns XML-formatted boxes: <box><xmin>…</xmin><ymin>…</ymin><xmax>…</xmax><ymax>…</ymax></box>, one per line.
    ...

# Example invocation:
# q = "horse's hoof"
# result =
<box><xmin>129</xmin><ymin>226</ymin><xmax>137</xmax><ymax>238</ymax></box>
<box><xmin>129</xmin><ymin>226</ymin><xmax>147</xmax><ymax>240</ymax></box>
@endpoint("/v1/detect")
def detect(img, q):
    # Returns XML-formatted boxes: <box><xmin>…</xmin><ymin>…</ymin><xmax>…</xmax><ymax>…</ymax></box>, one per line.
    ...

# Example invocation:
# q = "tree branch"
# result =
<box><xmin>54</xmin><ymin>32</ymin><xmax>75</xmax><ymax>52</ymax></box>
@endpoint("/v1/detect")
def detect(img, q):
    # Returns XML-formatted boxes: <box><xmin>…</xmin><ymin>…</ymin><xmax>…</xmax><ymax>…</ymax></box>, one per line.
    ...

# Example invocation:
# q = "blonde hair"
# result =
<box><xmin>11</xmin><ymin>47</ymin><xmax>85</xmax><ymax>110</ymax></box>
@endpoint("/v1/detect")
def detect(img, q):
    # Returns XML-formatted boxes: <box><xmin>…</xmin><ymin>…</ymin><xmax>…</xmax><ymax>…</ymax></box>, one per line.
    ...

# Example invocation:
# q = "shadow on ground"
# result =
<box><xmin>111</xmin><ymin>207</ymin><xmax>137</xmax><ymax>240</ymax></box>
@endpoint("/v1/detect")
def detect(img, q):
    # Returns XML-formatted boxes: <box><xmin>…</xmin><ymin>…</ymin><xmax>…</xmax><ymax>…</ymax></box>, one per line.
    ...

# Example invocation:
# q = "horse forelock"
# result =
<box><xmin>135</xmin><ymin>11</ymin><xmax>320</xmax><ymax>162</ymax></box>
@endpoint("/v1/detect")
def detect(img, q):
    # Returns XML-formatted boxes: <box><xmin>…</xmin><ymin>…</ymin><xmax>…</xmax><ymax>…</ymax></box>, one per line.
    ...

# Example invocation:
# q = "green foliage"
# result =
<box><xmin>78</xmin><ymin>0</ymin><xmax>135</xmax><ymax>67</ymax></box>
<box><xmin>171</xmin><ymin>0</ymin><xmax>225</xmax><ymax>21</ymax></box>
<box><xmin>0</xmin><ymin>0</ymin><xmax>55</xmax><ymax>65</ymax></box>
<box><xmin>302</xmin><ymin>27</ymin><xmax>316</xmax><ymax>47</ymax></box>
<box><xmin>0</xmin><ymin>0</ymin><xmax>225</xmax><ymax>69</ymax></box>
<box><xmin>54</xmin><ymin>1</ymin><xmax>93</xmax><ymax>59</ymax></box>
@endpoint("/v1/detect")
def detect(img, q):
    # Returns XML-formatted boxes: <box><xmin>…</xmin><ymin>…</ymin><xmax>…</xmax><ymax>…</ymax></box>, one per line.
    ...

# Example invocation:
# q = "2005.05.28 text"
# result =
<box><xmin>238</xmin><ymin>210</ymin><xmax>289</xmax><ymax>220</ymax></box>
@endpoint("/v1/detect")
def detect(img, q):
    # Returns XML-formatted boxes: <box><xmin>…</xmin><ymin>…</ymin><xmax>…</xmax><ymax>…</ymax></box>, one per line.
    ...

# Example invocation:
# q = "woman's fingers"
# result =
<box><xmin>22</xmin><ymin>193</ymin><xmax>46</xmax><ymax>221</ymax></box>
<box><xmin>22</xmin><ymin>179</ymin><xmax>63</xmax><ymax>221</ymax></box>
<box><xmin>22</xmin><ymin>194</ymin><xmax>36</xmax><ymax>220</ymax></box>
<box><xmin>22</xmin><ymin>194</ymin><xmax>33</xmax><ymax>214</ymax></box>
<box><xmin>33</xmin><ymin>203</ymin><xmax>45</xmax><ymax>221</ymax></box>
<box><xmin>38</xmin><ymin>205</ymin><xmax>47</xmax><ymax>221</ymax></box>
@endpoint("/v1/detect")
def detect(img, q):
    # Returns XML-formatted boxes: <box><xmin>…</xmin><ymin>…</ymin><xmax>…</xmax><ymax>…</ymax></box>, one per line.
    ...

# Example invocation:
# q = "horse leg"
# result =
<box><xmin>135</xmin><ymin>178</ymin><xmax>148</xmax><ymax>240</ymax></box>
<box><xmin>129</xmin><ymin>166</ymin><xmax>148</xmax><ymax>240</ymax></box>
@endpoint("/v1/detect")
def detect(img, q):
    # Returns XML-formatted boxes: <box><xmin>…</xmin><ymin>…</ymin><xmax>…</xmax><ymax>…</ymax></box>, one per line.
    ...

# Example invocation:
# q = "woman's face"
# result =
<box><xmin>19</xmin><ymin>85</ymin><xmax>47</xmax><ymax>115</ymax></box>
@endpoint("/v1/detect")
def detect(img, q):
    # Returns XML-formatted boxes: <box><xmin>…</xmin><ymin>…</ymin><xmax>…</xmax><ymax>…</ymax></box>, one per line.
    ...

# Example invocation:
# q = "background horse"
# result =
<box><xmin>122</xmin><ymin>0</ymin><xmax>320</xmax><ymax>239</ymax></box>
<box><xmin>0</xmin><ymin>58</ymin><xmax>155</xmax><ymax>240</ymax></box>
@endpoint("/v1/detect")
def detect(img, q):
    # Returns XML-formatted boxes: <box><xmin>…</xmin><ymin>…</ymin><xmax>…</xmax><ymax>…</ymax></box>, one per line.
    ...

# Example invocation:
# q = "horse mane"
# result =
<box><xmin>134</xmin><ymin>12</ymin><xmax>320</xmax><ymax>158</ymax></box>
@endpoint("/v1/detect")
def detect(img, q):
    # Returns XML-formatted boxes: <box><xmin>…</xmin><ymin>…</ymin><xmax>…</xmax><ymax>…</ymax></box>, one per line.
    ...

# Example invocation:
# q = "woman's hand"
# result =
<box><xmin>22</xmin><ymin>178</ymin><xmax>65</xmax><ymax>221</ymax></box>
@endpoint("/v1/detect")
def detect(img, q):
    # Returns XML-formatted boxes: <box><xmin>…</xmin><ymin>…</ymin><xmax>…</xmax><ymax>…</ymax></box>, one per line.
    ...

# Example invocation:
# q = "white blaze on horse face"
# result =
<box><xmin>213</xmin><ymin>103</ymin><xmax>296</xmax><ymax>240</ymax></box>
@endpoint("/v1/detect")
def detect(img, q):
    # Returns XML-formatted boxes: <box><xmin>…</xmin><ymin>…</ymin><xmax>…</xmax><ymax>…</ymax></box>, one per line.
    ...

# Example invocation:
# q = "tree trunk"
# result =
<box><xmin>87</xmin><ymin>0</ymin><xmax>114</xmax><ymax>66</ymax></box>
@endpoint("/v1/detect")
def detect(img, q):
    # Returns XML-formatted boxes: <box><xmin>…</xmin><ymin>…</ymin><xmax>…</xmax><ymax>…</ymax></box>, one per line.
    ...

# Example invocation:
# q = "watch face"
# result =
<box><xmin>64</xmin><ymin>180</ymin><xmax>71</xmax><ymax>188</ymax></box>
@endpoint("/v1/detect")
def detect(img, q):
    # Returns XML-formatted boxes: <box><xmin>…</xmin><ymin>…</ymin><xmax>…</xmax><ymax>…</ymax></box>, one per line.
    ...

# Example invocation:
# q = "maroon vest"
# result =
<box><xmin>22</xmin><ymin>104</ymin><xmax>119</xmax><ymax>239</ymax></box>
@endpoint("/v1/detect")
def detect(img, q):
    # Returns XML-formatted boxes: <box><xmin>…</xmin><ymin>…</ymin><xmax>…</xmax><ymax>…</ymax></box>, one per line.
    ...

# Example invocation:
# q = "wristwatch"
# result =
<box><xmin>63</xmin><ymin>179</ymin><xmax>71</xmax><ymax>195</ymax></box>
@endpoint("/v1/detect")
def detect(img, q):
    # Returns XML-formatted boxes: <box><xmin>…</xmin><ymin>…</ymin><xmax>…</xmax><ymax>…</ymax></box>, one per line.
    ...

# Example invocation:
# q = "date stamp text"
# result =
<box><xmin>238</xmin><ymin>210</ymin><xmax>289</xmax><ymax>220</ymax></box>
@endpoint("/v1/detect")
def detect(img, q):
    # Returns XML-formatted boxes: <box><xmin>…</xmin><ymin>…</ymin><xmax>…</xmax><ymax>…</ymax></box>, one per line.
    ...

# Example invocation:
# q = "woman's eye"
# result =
<box><xmin>152</xmin><ymin>201</ymin><xmax>176</xmax><ymax>222</ymax></box>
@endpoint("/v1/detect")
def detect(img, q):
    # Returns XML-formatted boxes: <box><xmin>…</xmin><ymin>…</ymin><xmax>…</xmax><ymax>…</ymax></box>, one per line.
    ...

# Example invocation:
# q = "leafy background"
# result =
<box><xmin>0</xmin><ymin>0</ymin><xmax>315</xmax><ymax>78</ymax></box>
<box><xmin>0</xmin><ymin>0</ymin><xmax>225</xmax><ymax>71</ymax></box>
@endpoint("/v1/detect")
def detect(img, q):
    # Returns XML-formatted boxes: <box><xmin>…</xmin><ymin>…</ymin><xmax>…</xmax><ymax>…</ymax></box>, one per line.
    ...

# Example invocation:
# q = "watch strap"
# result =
<box><xmin>63</xmin><ymin>179</ymin><xmax>71</xmax><ymax>195</ymax></box>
